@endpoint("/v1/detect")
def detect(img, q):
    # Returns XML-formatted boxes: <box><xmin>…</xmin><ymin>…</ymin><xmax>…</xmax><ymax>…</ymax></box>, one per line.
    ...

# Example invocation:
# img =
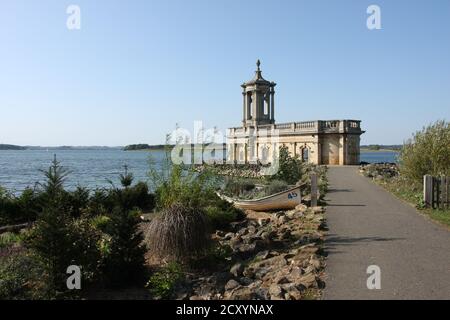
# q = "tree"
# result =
<box><xmin>399</xmin><ymin>120</ymin><xmax>450</xmax><ymax>182</ymax></box>
<box><xmin>101</xmin><ymin>207</ymin><xmax>146</xmax><ymax>286</ymax></box>
<box><xmin>270</xmin><ymin>145</ymin><xmax>303</xmax><ymax>184</ymax></box>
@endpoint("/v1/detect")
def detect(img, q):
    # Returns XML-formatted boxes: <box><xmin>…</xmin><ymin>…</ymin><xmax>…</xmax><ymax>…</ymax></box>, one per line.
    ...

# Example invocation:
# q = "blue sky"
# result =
<box><xmin>0</xmin><ymin>0</ymin><xmax>449</xmax><ymax>146</ymax></box>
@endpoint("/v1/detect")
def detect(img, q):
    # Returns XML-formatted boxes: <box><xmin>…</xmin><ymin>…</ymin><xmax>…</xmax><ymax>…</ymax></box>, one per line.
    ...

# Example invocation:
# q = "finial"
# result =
<box><xmin>256</xmin><ymin>59</ymin><xmax>261</xmax><ymax>71</ymax></box>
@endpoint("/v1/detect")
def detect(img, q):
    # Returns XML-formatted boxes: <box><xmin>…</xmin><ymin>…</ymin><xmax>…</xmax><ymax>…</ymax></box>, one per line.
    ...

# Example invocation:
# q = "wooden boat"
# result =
<box><xmin>217</xmin><ymin>185</ymin><xmax>302</xmax><ymax>211</ymax></box>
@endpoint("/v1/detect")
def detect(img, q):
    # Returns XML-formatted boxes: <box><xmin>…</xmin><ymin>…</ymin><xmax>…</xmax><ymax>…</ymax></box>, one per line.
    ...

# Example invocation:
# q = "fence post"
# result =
<box><xmin>434</xmin><ymin>177</ymin><xmax>440</xmax><ymax>209</ymax></box>
<box><xmin>441</xmin><ymin>176</ymin><xmax>448</xmax><ymax>209</ymax></box>
<box><xmin>311</xmin><ymin>173</ymin><xmax>318</xmax><ymax>207</ymax></box>
<box><xmin>423</xmin><ymin>175</ymin><xmax>433</xmax><ymax>208</ymax></box>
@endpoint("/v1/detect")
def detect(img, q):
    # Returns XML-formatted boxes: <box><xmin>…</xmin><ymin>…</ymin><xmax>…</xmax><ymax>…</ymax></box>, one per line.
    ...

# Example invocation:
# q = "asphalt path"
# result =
<box><xmin>323</xmin><ymin>166</ymin><xmax>450</xmax><ymax>300</ymax></box>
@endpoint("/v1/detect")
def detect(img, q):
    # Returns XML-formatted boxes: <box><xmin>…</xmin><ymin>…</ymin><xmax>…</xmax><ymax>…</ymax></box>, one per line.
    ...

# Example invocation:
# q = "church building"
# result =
<box><xmin>227</xmin><ymin>60</ymin><xmax>365</xmax><ymax>165</ymax></box>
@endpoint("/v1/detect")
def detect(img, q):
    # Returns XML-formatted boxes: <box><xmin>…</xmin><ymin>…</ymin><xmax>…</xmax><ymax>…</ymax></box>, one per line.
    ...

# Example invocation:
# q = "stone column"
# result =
<box><xmin>339</xmin><ymin>135</ymin><xmax>346</xmax><ymax>165</ymax></box>
<box><xmin>270</xmin><ymin>89</ymin><xmax>275</xmax><ymax>123</ymax></box>
<box><xmin>242</xmin><ymin>91</ymin><xmax>246</xmax><ymax>125</ymax></box>
<box><xmin>247</xmin><ymin>93</ymin><xmax>252</xmax><ymax>122</ymax></box>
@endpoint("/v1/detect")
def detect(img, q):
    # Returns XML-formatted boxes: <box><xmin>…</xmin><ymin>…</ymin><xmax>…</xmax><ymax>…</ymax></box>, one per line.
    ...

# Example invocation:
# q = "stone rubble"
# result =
<box><xmin>359</xmin><ymin>163</ymin><xmax>399</xmax><ymax>180</ymax></box>
<box><xmin>175</xmin><ymin>204</ymin><xmax>326</xmax><ymax>300</ymax></box>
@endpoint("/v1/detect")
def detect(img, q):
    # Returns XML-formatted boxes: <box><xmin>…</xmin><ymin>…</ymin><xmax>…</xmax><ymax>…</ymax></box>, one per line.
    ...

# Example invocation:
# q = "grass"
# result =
<box><xmin>374</xmin><ymin>176</ymin><xmax>450</xmax><ymax>228</ymax></box>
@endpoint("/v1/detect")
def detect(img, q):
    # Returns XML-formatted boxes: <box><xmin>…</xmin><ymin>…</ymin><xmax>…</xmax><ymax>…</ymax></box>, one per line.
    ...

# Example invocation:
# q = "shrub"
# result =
<box><xmin>270</xmin><ymin>145</ymin><xmax>303</xmax><ymax>184</ymax></box>
<box><xmin>145</xmin><ymin>204</ymin><xmax>210</xmax><ymax>261</ymax></box>
<box><xmin>126</xmin><ymin>182</ymin><xmax>155</xmax><ymax>212</ymax></box>
<box><xmin>87</xmin><ymin>188</ymin><xmax>114</xmax><ymax>216</ymax></box>
<box><xmin>101</xmin><ymin>207</ymin><xmax>146</xmax><ymax>287</ymax></box>
<box><xmin>149</xmin><ymin>146</ymin><xmax>220</xmax><ymax>210</ymax></box>
<box><xmin>25</xmin><ymin>158</ymin><xmax>102</xmax><ymax>295</ymax></box>
<box><xmin>0</xmin><ymin>232</ymin><xmax>22</xmax><ymax>249</ymax></box>
<box><xmin>205</xmin><ymin>198</ymin><xmax>244</xmax><ymax>230</ymax></box>
<box><xmin>151</xmin><ymin>164</ymin><xmax>218</xmax><ymax>210</ymax></box>
<box><xmin>263</xmin><ymin>179</ymin><xmax>290</xmax><ymax>196</ymax></box>
<box><xmin>146</xmin><ymin>262</ymin><xmax>183</xmax><ymax>299</ymax></box>
<box><xmin>399</xmin><ymin>120</ymin><xmax>450</xmax><ymax>182</ymax></box>
<box><xmin>0</xmin><ymin>247</ymin><xmax>51</xmax><ymax>300</ymax></box>
<box><xmin>223</xmin><ymin>178</ymin><xmax>256</xmax><ymax>197</ymax></box>
<box><xmin>26</xmin><ymin>208</ymin><xmax>102</xmax><ymax>295</ymax></box>
<box><xmin>60</xmin><ymin>186</ymin><xmax>90</xmax><ymax>218</ymax></box>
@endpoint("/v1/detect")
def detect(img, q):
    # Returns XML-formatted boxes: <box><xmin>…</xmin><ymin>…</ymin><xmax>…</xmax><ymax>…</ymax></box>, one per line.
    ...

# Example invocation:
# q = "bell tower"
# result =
<box><xmin>241</xmin><ymin>60</ymin><xmax>276</xmax><ymax>127</ymax></box>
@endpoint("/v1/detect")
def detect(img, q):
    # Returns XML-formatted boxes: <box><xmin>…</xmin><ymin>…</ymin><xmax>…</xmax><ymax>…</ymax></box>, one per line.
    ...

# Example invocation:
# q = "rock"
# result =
<box><xmin>230</xmin><ymin>263</ymin><xmax>245</xmax><ymax>277</ymax></box>
<box><xmin>255</xmin><ymin>250</ymin><xmax>270</xmax><ymax>260</ymax></box>
<box><xmin>295</xmin><ymin>204</ymin><xmax>308</xmax><ymax>212</ymax></box>
<box><xmin>280</xmin><ymin>229</ymin><xmax>291</xmax><ymax>240</ymax></box>
<box><xmin>261</xmin><ymin>232</ymin><xmax>271</xmax><ymax>240</ymax></box>
<box><xmin>175</xmin><ymin>292</ymin><xmax>189</xmax><ymax>300</ymax></box>
<box><xmin>309</xmin><ymin>257</ymin><xmax>322</xmax><ymax>270</ymax></box>
<box><xmin>303</xmin><ymin>265</ymin><xmax>315</xmax><ymax>275</ymax></box>
<box><xmin>215</xmin><ymin>230</ymin><xmax>225</xmax><ymax>237</ymax></box>
<box><xmin>238</xmin><ymin>277</ymin><xmax>254</xmax><ymax>286</ymax></box>
<box><xmin>225</xmin><ymin>279</ymin><xmax>240</xmax><ymax>291</ymax></box>
<box><xmin>254</xmin><ymin>267</ymin><xmax>271</xmax><ymax>280</ymax></box>
<box><xmin>252</xmin><ymin>254</ymin><xmax>287</xmax><ymax>270</ymax></box>
<box><xmin>224</xmin><ymin>287</ymin><xmax>256</xmax><ymax>300</ymax></box>
<box><xmin>247</xmin><ymin>225</ymin><xmax>256</xmax><ymax>234</ymax></box>
<box><xmin>224</xmin><ymin>232</ymin><xmax>234</xmax><ymax>240</ymax></box>
<box><xmin>237</xmin><ymin>228</ymin><xmax>249</xmax><ymax>236</ymax></box>
<box><xmin>243</xmin><ymin>268</ymin><xmax>255</xmax><ymax>278</ymax></box>
<box><xmin>311</xmin><ymin>206</ymin><xmax>324</xmax><ymax>214</ymax></box>
<box><xmin>273</xmin><ymin>275</ymin><xmax>290</xmax><ymax>285</ymax></box>
<box><xmin>258</xmin><ymin>218</ymin><xmax>270</xmax><ymax>226</ymax></box>
<box><xmin>296</xmin><ymin>272</ymin><xmax>316</xmax><ymax>288</ymax></box>
<box><xmin>230</xmin><ymin>235</ymin><xmax>243</xmax><ymax>250</ymax></box>
<box><xmin>288</xmin><ymin>266</ymin><xmax>303</xmax><ymax>280</ymax></box>
<box><xmin>285</xmin><ymin>286</ymin><xmax>302</xmax><ymax>300</ymax></box>
<box><xmin>269</xmin><ymin>284</ymin><xmax>284</xmax><ymax>299</ymax></box>
<box><xmin>278</xmin><ymin>215</ymin><xmax>288</xmax><ymax>224</ymax></box>
<box><xmin>254</xmin><ymin>288</ymin><xmax>270</xmax><ymax>300</ymax></box>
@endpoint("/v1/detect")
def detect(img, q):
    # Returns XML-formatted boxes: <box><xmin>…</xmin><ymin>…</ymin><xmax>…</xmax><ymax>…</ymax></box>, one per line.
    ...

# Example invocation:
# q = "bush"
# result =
<box><xmin>263</xmin><ymin>179</ymin><xmax>290</xmax><ymax>196</ymax></box>
<box><xmin>101</xmin><ymin>207</ymin><xmax>146</xmax><ymax>287</ymax></box>
<box><xmin>0</xmin><ymin>187</ymin><xmax>41</xmax><ymax>227</ymax></box>
<box><xmin>146</xmin><ymin>262</ymin><xmax>183</xmax><ymax>299</ymax></box>
<box><xmin>0</xmin><ymin>247</ymin><xmax>51</xmax><ymax>300</ymax></box>
<box><xmin>145</xmin><ymin>204</ymin><xmax>210</xmax><ymax>261</ymax></box>
<box><xmin>205</xmin><ymin>198</ymin><xmax>244</xmax><ymax>230</ymax></box>
<box><xmin>26</xmin><ymin>207</ymin><xmax>102</xmax><ymax>295</ymax></box>
<box><xmin>223</xmin><ymin>178</ymin><xmax>256</xmax><ymax>197</ymax></box>
<box><xmin>0</xmin><ymin>232</ymin><xmax>22</xmax><ymax>249</ymax></box>
<box><xmin>270</xmin><ymin>145</ymin><xmax>303</xmax><ymax>184</ymax></box>
<box><xmin>399</xmin><ymin>120</ymin><xmax>450</xmax><ymax>182</ymax></box>
<box><xmin>151</xmin><ymin>164</ymin><xmax>219</xmax><ymax>210</ymax></box>
<box><xmin>62</xmin><ymin>186</ymin><xmax>90</xmax><ymax>218</ymax></box>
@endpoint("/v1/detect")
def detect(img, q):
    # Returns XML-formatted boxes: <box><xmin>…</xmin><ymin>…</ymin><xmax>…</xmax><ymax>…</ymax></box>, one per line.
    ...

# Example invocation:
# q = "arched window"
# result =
<box><xmin>302</xmin><ymin>148</ymin><xmax>309</xmax><ymax>163</ymax></box>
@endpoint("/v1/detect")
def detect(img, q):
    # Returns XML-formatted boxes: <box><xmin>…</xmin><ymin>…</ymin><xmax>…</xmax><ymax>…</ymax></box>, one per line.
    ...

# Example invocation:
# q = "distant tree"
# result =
<box><xmin>368</xmin><ymin>145</ymin><xmax>381</xmax><ymax>151</ymax></box>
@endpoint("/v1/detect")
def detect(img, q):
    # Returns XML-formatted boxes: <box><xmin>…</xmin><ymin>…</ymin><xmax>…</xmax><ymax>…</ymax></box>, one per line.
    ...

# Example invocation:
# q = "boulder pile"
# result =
<box><xmin>360</xmin><ymin>163</ymin><xmax>399</xmax><ymax>180</ymax></box>
<box><xmin>175</xmin><ymin>204</ymin><xmax>326</xmax><ymax>300</ymax></box>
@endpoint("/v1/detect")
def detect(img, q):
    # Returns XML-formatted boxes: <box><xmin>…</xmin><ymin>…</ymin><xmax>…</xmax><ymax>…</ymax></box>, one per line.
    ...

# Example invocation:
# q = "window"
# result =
<box><xmin>302</xmin><ymin>148</ymin><xmax>309</xmax><ymax>163</ymax></box>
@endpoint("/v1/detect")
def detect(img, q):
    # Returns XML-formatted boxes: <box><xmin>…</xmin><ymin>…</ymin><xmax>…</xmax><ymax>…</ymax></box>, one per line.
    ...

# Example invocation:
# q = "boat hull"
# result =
<box><xmin>218</xmin><ymin>186</ymin><xmax>302</xmax><ymax>211</ymax></box>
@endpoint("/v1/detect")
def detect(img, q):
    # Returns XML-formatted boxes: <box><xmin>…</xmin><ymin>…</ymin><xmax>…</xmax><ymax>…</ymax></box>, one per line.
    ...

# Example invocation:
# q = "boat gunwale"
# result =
<box><xmin>217</xmin><ymin>183</ymin><xmax>306</xmax><ymax>204</ymax></box>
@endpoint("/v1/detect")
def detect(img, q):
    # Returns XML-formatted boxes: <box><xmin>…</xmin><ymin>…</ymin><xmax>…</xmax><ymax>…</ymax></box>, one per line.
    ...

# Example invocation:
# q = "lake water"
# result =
<box><xmin>0</xmin><ymin>149</ymin><xmax>398</xmax><ymax>193</ymax></box>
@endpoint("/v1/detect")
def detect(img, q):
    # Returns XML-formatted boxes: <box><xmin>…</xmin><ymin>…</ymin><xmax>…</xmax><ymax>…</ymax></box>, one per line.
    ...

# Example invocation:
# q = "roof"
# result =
<box><xmin>242</xmin><ymin>60</ymin><xmax>275</xmax><ymax>87</ymax></box>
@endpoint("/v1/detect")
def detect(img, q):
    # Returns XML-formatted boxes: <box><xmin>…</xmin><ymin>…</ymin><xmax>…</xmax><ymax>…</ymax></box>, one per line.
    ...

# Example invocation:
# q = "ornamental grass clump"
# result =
<box><xmin>145</xmin><ymin>204</ymin><xmax>210</xmax><ymax>261</ymax></box>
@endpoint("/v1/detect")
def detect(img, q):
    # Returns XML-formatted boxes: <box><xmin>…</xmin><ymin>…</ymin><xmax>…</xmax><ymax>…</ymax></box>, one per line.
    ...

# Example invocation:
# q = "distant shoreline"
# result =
<box><xmin>360</xmin><ymin>148</ymin><xmax>399</xmax><ymax>153</ymax></box>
